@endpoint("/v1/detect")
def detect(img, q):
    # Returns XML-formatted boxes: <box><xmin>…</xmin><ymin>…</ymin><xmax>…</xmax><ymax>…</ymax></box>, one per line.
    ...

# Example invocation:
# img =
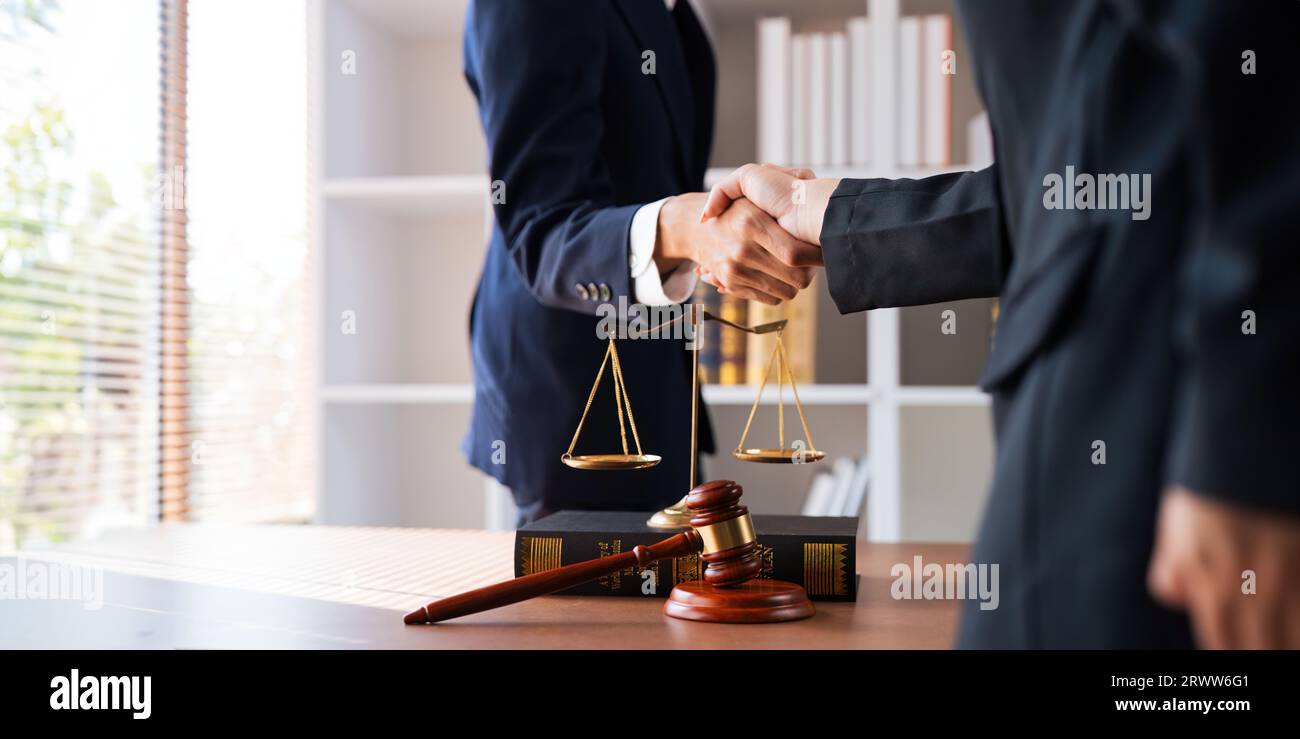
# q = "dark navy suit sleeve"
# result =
<box><xmin>1147</xmin><ymin>3</ymin><xmax>1300</xmax><ymax>512</ymax></box>
<box><xmin>468</xmin><ymin>0</ymin><xmax>639</xmax><ymax>314</ymax></box>
<box><xmin>817</xmin><ymin>166</ymin><xmax>1004</xmax><ymax>313</ymax></box>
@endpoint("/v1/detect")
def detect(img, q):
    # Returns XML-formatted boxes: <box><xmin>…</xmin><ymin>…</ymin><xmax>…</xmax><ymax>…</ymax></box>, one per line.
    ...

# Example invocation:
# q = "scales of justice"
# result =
<box><xmin>560</xmin><ymin>304</ymin><xmax>825</xmax><ymax>525</ymax></box>
<box><xmin>405</xmin><ymin>304</ymin><xmax>824</xmax><ymax>626</ymax></box>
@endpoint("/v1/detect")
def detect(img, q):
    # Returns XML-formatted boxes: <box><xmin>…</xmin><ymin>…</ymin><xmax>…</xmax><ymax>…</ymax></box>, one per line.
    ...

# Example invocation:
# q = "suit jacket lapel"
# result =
<box><xmin>612</xmin><ymin>0</ymin><xmax>696</xmax><ymax>182</ymax></box>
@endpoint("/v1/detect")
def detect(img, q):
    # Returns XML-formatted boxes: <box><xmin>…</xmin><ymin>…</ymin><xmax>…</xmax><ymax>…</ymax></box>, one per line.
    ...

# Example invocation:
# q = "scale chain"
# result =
<box><xmin>779</xmin><ymin>338</ymin><xmax>817</xmax><ymax>453</ymax></box>
<box><xmin>608</xmin><ymin>337</ymin><xmax>643</xmax><ymax>455</ymax></box>
<box><xmin>565</xmin><ymin>341</ymin><xmax>614</xmax><ymax>457</ymax></box>
<box><xmin>610</xmin><ymin>339</ymin><xmax>629</xmax><ymax>454</ymax></box>
<box><xmin>778</xmin><ymin>339</ymin><xmax>786</xmax><ymax>450</ymax></box>
<box><xmin>736</xmin><ymin>331</ymin><xmax>785</xmax><ymax>451</ymax></box>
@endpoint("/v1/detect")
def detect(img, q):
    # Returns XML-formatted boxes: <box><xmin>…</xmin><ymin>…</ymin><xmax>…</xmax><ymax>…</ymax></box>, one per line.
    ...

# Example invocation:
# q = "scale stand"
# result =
<box><xmin>646</xmin><ymin>305</ymin><xmax>823</xmax><ymax>528</ymax></box>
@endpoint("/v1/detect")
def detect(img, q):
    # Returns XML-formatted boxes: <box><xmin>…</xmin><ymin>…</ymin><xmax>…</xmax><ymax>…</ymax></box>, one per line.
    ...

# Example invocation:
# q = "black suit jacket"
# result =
<box><xmin>462</xmin><ymin>0</ymin><xmax>716</xmax><ymax>523</ymax></box>
<box><xmin>821</xmin><ymin>1</ymin><xmax>1299</xmax><ymax>646</ymax></box>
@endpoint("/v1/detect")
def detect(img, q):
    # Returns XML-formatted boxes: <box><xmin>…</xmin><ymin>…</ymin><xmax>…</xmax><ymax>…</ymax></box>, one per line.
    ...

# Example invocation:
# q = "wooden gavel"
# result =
<box><xmin>404</xmin><ymin>480</ymin><xmax>765</xmax><ymax>624</ymax></box>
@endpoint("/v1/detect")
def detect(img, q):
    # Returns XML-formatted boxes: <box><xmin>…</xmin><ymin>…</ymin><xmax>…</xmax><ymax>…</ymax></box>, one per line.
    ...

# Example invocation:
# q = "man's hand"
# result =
<box><xmin>700</xmin><ymin>163</ymin><xmax>841</xmax><ymax>246</ymax></box>
<box><xmin>1148</xmin><ymin>485</ymin><xmax>1300</xmax><ymax>648</ymax></box>
<box><xmin>655</xmin><ymin>192</ymin><xmax>820</xmax><ymax>305</ymax></box>
<box><xmin>693</xmin><ymin>163</ymin><xmax>839</xmax><ymax>295</ymax></box>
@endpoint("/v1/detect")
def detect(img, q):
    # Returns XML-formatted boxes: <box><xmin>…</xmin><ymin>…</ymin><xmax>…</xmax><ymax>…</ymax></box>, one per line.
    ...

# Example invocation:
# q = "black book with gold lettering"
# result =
<box><xmin>515</xmin><ymin>511</ymin><xmax>857</xmax><ymax>601</ymax></box>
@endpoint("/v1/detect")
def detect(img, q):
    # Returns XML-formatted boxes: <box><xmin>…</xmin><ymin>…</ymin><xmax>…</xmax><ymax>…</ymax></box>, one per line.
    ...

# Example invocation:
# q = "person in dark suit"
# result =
<box><xmin>461</xmin><ymin>0</ymin><xmax>820</xmax><ymax>524</ymax></box>
<box><xmin>701</xmin><ymin>1</ymin><xmax>1300</xmax><ymax>647</ymax></box>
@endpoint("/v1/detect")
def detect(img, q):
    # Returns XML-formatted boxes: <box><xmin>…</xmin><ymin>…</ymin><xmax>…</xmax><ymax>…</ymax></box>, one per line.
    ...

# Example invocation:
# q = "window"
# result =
<box><xmin>1</xmin><ymin>0</ymin><xmax>162</xmax><ymax>547</ymax></box>
<box><xmin>0</xmin><ymin>0</ymin><xmax>314</xmax><ymax>548</ymax></box>
<box><xmin>179</xmin><ymin>0</ymin><xmax>315</xmax><ymax>522</ymax></box>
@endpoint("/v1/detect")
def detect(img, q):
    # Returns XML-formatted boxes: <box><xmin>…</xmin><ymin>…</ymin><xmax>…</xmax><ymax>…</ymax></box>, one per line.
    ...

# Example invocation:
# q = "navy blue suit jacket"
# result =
<box><xmin>462</xmin><ymin>0</ymin><xmax>716</xmax><ymax>523</ymax></box>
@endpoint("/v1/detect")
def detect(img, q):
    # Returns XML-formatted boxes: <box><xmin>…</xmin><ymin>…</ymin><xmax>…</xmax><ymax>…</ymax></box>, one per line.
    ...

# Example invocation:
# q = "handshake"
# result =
<box><xmin>654</xmin><ymin>164</ymin><xmax>841</xmax><ymax>305</ymax></box>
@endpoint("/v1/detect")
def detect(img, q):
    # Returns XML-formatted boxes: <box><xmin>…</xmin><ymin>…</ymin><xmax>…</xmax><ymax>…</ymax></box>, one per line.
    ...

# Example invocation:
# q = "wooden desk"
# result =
<box><xmin>2</xmin><ymin>524</ymin><xmax>965</xmax><ymax>649</ymax></box>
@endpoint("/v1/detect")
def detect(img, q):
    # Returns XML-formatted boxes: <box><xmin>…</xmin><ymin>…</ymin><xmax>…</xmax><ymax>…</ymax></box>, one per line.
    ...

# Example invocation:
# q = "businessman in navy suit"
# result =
<box><xmin>461</xmin><ymin>0</ymin><xmax>821</xmax><ymax>523</ymax></box>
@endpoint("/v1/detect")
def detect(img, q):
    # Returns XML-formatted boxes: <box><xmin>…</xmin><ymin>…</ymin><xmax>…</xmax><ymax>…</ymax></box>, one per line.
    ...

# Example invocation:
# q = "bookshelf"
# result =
<box><xmin>311</xmin><ymin>0</ymin><xmax>994</xmax><ymax>541</ymax></box>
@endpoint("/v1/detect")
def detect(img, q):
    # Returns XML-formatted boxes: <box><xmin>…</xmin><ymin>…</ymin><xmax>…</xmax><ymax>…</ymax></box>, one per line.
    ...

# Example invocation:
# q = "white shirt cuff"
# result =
<box><xmin>629</xmin><ymin>197</ymin><xmax>698</xmax><ymax>306</ymax></box>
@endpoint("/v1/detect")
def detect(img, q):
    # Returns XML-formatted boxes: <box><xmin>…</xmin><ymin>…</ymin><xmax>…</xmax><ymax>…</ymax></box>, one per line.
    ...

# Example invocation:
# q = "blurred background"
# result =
<box><xmin>1</xmin><ymin>0</ymin><xmax>996</xmax><ymax>552</ymax></box>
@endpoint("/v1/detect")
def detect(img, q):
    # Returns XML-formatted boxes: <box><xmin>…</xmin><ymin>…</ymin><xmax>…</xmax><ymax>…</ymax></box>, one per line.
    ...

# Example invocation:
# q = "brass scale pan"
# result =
<box><xmin>562</xmin><ymin>311</ymin><xmax>821</xmax><ymax>470</ymax></box>
<box><xmin>732</xmin><ymin>448</ymin><xmax>827</xmax><ymax>464</ymax></box>
<box><xmin>562</xmin><ymin>453</ymin><xmax>662</xmax><ymax>470</ymax></box>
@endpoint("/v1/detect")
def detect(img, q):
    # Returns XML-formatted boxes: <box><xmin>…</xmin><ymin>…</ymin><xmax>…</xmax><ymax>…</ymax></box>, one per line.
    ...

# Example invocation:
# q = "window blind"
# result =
<box><xmin>1</xmin><ymin>0</ymin><xmax>315</xmax><ymax>548</ymax></box>
<box><xmin>0</xmin><ymin>0</ymin><xmax>163</xmax><ymax>547</ymax></box>
<box><xmin>176</xmin><ymin>0</ymin><xmax>316</xmax><ymax>523</ymax></box>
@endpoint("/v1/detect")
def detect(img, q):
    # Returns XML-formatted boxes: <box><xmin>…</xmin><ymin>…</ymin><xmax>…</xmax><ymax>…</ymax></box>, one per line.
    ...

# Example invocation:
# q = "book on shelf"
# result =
<box><xmin>921</xmin><ymin>14</ymin><xmax>953</xmax><ymax>166</ymax></box>
<box><xmin>806</xmin><ymin>32</ymin><xmax>828</xmax><ymax>167</ymax></box>
<box><xmin>756</xmin><ymin>16</ymin><xmax>791</xmax><ymax>164</ymax></box>
<box><xmin>760</xmin><ymin>12</ymin><xmax>957</xmax><ymax>171</ymax></box>
<box><xmin>826</xmin><ymin>457</ymin><xmax>857</xmax><ymax>516</ymax></box>
<box><xmin>870</xmin><ymin>0</ymin><xmax>899</xmax><ymax>167</ymax></box>
<box><xmin>801</xmin><ymin>455</ymin><xmax>871</xmax><ymax>518</ymax></box>
<box><xmin>828</xmin><ymin>31</ymin><xmax>849</xmax><ymax>167</ymax></box>
<box><xmin>967</xmin><ymin>110</ymin><xmax>994</xmax><ymax>167</ymax></box>
<box><xmin>802</xmin><ymin>472</ymin><xmax>836</xmax><ymax>516</ymax></box>
<box><xmin>516</xmin><ymin>510</ymin><xmax>858</xmax><ymax>601</ymax></box>
<box><xmin>717</xmin><ymin>292</ymin><xmax>748</xmax><ymax>385</ymax></box>
<box><xmin>846</xmin><ymin>16</ymin><xmax>870</xmax><ymax>166</ymax></box>
<box><xmin>745</xmin><ymin>275</ymin><xmax>817</xmax><ymax>386</ymax></box>
<box><xmin>788</xmin><ymin>33</ymin><xmax>807</xmax><ymax>166</ymax></box>
<box><xmin>693</xmin><ymin>282</ymin><xmax>722</xmax><ymax>384</ymax></box>
<box><xmin>896</xmin><ymin>16</ymin><xmax>922</xmax><ymax>167</ymax></box>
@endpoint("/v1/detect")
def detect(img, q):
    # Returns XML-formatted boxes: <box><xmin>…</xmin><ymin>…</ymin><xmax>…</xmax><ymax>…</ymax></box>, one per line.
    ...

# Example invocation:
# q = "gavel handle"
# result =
<box><xmin>404</xmin><ymin>530</ymin><xmax>702</xmax><ymax>624</ymax></box>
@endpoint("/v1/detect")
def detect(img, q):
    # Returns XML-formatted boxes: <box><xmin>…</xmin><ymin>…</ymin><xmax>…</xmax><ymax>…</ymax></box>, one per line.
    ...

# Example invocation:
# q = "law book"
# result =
<box><xmin>897</xmin><ymin>16</ymin><xmax>922</xmax><ymax>167</ymax></box>
<box><xmin>846</xmin><ymin>16</ymin><xmax>871</xmax><ymax>166</ymax></box>
<box><xmin>921</xmin><ymin>14</ymin><xmax>953</xmax><ymax>166</ymax></box>
<box><xmin>717</xmin><ymin>292</ymin><xmax>748</xmax><ymax>385</ymax></box>
<box><xmin>756</xmin><ymin>16</ymin><xmax>791</xmax><ymax>164</ymax></box>
<box><xmin>516</xmin><ymin>510</ymin><xmax>858</xmax><ymax>601</ymax></box>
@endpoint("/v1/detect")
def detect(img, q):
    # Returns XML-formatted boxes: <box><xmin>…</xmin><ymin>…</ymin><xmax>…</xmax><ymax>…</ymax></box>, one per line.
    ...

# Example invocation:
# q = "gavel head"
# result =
<box><xmin>685</xmin><ymin>480</ymin><xmax>761</xmax><ymax>587</ymax></box>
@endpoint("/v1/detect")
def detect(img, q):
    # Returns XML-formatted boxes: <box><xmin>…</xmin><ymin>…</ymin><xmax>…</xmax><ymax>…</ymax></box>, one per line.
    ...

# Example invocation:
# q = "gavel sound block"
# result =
<box><xmin>404</xmin><ymin>480</ymin><xmax>814</xmax><ymax>625</ymax></box>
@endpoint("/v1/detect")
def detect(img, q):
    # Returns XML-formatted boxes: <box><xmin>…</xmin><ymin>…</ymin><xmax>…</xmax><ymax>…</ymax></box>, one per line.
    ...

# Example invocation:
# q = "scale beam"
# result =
<box><xmin>702</xmin><ymin>310</ymin><xmax>787</xmax><ymax>334</ymax></box>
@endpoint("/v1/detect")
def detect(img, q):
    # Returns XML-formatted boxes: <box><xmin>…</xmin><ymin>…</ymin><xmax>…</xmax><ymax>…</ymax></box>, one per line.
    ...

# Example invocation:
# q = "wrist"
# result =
<box><xmin>790</xmin><ymin>178</ymin><xmax>839</xmax><ymax>246</ymax></box>
<box><xmin>654</xmin><ymin>192</ymin><xmax>705</xmax><ymax>270</ymax></box>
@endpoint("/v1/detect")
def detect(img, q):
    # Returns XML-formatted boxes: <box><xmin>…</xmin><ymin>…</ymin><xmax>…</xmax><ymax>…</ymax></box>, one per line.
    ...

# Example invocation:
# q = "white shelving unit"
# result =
<box><xmin>311</xmin><ymin>0</ymin><xmax>994</xmax><ymax>540</ymax></box>
<box><xmin>311</xmin><ymin>0</ymin><xmax>499</xmax><ymax>530</ymax></box>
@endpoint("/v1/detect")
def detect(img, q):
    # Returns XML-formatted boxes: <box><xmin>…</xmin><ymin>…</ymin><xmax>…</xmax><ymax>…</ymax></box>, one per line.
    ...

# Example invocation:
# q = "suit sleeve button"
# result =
<box><xmin>598</xmin><ymin>283</ymin><xmax>611</xmax><ymax>301</ymax></box>
<box><xmin>575</xmin><ymin>283</ymin><xmax>590</xmax><ymax>300</ymax></box>
<box><xmin>586</xmin><ymin>283</ymin><xmax>599</xmax><ymax>301</ymax></box>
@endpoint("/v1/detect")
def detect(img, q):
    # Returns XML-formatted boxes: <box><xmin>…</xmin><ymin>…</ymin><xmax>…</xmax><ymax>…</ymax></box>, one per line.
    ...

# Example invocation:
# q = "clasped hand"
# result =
<box><xmin>654</xmin><ymin>164</ymin><xmax>836</xmax><ymax>305</ymax></box>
